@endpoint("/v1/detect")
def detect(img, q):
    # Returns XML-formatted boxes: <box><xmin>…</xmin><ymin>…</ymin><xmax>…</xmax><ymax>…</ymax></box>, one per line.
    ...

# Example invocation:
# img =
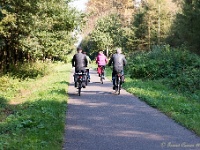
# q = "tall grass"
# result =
<box><xmin>0</xmin><ymin>62</ymin><xmax>71</xmax><ymax>150</ymax></box>
<box><xmin>0</xmin><ymin>62</ymin><xmax>54</xmax><ymax>100</ymax></box>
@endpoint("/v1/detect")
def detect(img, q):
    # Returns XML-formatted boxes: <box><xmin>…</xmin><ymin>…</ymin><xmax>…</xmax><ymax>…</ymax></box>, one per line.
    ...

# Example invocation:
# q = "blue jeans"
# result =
<box><xmin>112</xmin><ymin>70</ymin><xmax>124</xmax><ymax>86</ymax></box>
<box><xmin>86</xmin><ymin>69</ymin><xmax>90</xmax><ymax>79</ymax></box>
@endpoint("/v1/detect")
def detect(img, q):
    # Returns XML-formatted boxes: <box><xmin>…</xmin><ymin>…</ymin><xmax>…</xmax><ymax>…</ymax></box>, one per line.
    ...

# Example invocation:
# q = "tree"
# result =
<box><xmin>168</xmin><ymin>0</ymin><xmax>200</xmax><ymax>54</ymax></box>
<box><xmin>83</xmin><ymin>14</ymin><xmax>123</xmax><ymax>56</ymax></box>
<box><xmin>84</xmin><ymin>0</ymin><xmax>135</xmax><ymax>36</ymax></box>
<box><xmin>0</xmin><ymin>0</ymin><xmax>83</xmax><ymax>72</ymax></box>
<box><xmin>0</xmin><ymin>0</ymin><xmax>40</xmax><ymax>70</ymax></box>
<box><xmin>131</xmin><ymin>0</ymin><xmax>178</xmax><ymax>51</ymax></box>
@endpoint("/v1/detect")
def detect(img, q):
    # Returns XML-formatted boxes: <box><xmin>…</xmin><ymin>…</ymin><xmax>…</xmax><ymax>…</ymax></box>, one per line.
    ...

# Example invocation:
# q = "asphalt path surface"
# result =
<box><xmin>63</xmin><ymin>69</ymin><xmax>200</xmax><ymax>150</ymax></box>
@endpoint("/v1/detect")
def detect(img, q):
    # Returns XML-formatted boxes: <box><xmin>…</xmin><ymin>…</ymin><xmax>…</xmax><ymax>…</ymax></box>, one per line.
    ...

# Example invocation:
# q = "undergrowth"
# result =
<box><xmin>0</xmin><ymin>62</ymin><xmax>71</xmax><ymax>150</ymax></box>
<box><xmin>127</xmin><ymin>45</ymin><xmax>200</xmax><ymax>94</ymax></box>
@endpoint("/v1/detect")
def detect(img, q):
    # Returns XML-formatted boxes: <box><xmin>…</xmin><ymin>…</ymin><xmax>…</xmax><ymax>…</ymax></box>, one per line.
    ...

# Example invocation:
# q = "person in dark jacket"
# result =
<box><xmin>72</xmin><ymin>47</ymin><xmax>88</xmax><ymax>88</ymax></box>
<box><xmin>108</xmin><ymin>47</ymin><xmax>127</xmax><ymax>90</ymax></box>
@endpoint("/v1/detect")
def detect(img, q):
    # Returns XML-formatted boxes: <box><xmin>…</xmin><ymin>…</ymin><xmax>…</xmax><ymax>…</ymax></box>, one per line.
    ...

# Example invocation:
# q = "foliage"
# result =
<box><xmin>127</xmin><ymin>45</ymin><xmax>200</xmax><ymax>93</ymax></box>
<box><xmin>89</xmin><ymin>30</ymin><xmax>113</xmax><ymax>53</ymax></box>
<box><xmin>84</xmin><ymin>0</ymin><xmax>180</xmax><ymax>55</ymax></box>
<box><xmin>85</xmin><ymin>0</ymin><xmax>134</xmax><ymax>35</ymax></box>
<box><xmin>85</xmin><ymin>0</ymin><xmax>200</xmax><ymax>56</ymax></box>
<box><xmin>0</xmin><ymin>0</ymin><xmax>85</xmax><ymax>72</ymax></box>
<box><xmin>131</xmin><ymin>0</ymin><xmax>178</xmax><ymax>51</ymax></box>
<box><xmin>0</xmin><ymin>61</ymin><xmax>54</xmax><ymax>100</ymax></box>
<box><xmin>8</xmin><ymin>62</ymin><xmax>53</xmax><ymax>79</ymax></box>
<box><xmin>0</xmin><ymin>62</ymin><xmax>71</xmax><ymax>150</ymax></box>
<box><xmin>82</xmin><ymin>13</ymin><xmax>124</xmax><ymax>56</ymax></box>
<box><xmin>167</xmin><ymin>0</ymin><xmax>200</xmax><ymax>55</ymax></box>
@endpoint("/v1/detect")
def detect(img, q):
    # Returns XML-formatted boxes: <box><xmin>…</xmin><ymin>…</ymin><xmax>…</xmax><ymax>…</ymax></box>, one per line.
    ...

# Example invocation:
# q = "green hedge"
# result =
<box><xmin>127</xmin><ymin>45</ymin><xmax>200</xmax><ymax>93</ymax></box>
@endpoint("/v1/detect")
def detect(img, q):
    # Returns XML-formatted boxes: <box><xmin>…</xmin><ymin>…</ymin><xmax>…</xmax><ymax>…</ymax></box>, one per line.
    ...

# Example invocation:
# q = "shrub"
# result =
<box><xmin>8</xmin><ymin>62</ymin><xmax>53</xmax><ymax>79</ymax></box>
<box><xmin>127</xmin><ymin>45</ymin><xmax>200</xmax><ymax>93</ymax></box>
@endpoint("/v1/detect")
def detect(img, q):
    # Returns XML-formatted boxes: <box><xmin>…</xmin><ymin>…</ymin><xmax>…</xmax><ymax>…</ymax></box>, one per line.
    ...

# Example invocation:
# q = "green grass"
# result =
<box><xmin>0</xmin><ymin>62</ymin><xmax>71</xmax><ymax>150</ymax></box>
<box><xmin>106</xmin><ymin>67</ymin><xmax>200</xmax><ymax>136</ymax></box>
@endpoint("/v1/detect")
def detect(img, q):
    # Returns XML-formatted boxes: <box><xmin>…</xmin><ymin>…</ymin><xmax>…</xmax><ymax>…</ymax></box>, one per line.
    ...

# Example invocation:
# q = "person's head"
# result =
<box><xmin>98</xmin><ymin>51</ymin><xmax>103</xmax><ymax>54</ymax></box>
<box><xmin>77</xmin><ymin>47</ymin><xmax>82</xmax><ymax>53</ymax></box>
<box><xmin>116</xmin><ymin>47</ymin><xmax>122</xmax><ymax>54</ymax></box>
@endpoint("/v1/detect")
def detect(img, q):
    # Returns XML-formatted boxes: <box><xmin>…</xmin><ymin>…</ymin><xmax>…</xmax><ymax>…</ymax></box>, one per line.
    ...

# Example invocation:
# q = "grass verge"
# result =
<box><xmin>0</xmin><ymin>62</ymin><xmax>71</xmax><ymax>150</ymax></box>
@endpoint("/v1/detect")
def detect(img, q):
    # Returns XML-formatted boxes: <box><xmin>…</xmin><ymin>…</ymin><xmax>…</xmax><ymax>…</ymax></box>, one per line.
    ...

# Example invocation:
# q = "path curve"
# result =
<box><xmin>63</xmin><ymin>69</ymin><xmax>200</xmax><ymax>150</ymax></box>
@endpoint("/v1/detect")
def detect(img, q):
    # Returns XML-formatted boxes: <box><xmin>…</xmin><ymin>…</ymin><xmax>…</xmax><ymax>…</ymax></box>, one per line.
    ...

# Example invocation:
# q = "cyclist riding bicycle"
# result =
<box><xmin>96</xmin><ymin>50</ymin><xmax>108</xmax><ymax>79</ymax></box>
<box><xmin>108</xmin><ymin>47</ymin><xmax>127</xmax><ymax>90</ymax></box>
<box><xmin>72</xmin><ymin>47</ymin><xmax>88</xmax><ymax>88</ymax></box>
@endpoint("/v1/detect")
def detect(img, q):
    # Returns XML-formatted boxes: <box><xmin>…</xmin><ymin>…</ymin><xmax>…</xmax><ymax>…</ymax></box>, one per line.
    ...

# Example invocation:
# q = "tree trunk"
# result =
<box><xmin>148</xmin><ymin>15</ymin><xmax>151</xmax><ymax>50</ymax></box>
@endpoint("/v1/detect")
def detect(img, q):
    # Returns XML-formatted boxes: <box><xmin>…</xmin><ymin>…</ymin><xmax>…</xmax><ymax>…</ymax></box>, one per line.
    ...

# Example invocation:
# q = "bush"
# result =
<box><xmin>169</xmin><ymin>67</ymin><xmax>200</xmax><ymax>93</ymax></box>
<box><xmin>127</xmin><ymin>45</ymin><xmax>200</xmax><ymax>93</ymax></box>
<box><xmin>8</xmin><ymin>62</ymin><xmax>53</xmax><ymax>79</ymax></box>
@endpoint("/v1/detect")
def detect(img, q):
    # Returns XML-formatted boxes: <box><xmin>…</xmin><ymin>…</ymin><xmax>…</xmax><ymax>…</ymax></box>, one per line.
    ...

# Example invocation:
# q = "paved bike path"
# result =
<box><xmin>63</xmin><ymin>69</ymin><xmax>200</xmax><ymax>150</ymax></box>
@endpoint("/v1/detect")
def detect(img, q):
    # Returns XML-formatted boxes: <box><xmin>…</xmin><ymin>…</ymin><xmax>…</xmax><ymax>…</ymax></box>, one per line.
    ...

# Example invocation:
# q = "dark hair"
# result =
<box><xmin>77</xmin><ymin>47</ymin><xmax>82</xmax><ymax>51</ymax></box>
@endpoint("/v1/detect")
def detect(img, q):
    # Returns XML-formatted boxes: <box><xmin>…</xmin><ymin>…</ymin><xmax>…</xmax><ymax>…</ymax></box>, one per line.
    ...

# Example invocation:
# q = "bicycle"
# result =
<box><xmin>114</xmin><ymin>71</ymin><xmax>123</xmax><ymax>95</ymax></box>
<box><xmin>74</xmin><ymin>72</ymin><xmax>86</xmax><ymax>96</ymax></box>
<box><xmin>98</xmin><ymin>66</ymin><xmax>105</xmax><ymax>84</ymax></box>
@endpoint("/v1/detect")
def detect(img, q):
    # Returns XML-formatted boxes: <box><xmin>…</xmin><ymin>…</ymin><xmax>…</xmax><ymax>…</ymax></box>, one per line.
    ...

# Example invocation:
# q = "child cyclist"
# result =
<box><xmin>96</xmin><ymin>51</ymin><xmax>108</xmax><ymax>79</ymax></box>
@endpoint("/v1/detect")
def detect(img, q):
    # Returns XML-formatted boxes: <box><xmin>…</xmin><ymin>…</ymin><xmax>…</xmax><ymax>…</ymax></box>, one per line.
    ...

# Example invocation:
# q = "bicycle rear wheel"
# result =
<box><xmin>100</xmin><ymin>66</ymin><xmax>104</xmax><ymax>84</ymax></box>
<box><xmin>115</xmin><ymin>76</ymin><xmax>118</xmax><ymax>93</ymax></box>
<box><xmin>86</xmin><ymin>77</ymin><xmax>88</xmax><ymax>85</ymax></box>
<box><xmin>115</xmin><ymin>76</ymin><xmax>121</xmax><ymax>95</ymax></box>
<box><xmin>78</xmin><ymin>88</ymin><xmax>81</xmax><ymax>96</ymax></box>
<box><xmin>78</xmin><ymin>82</ymin><xmax>81</xmax><ymax>96</ymax></box>
<box><xmin>118</xmin><ymin>83</ymin><xmax>121</xmax><ymax>95</ymax></box>
<box><xmin>85</xmin><ymin>70</ymin><xmax>89</xmax><ymax>85</ymax></box>
<box><xmin>100</xmin><ymin>75</ymin><xmax>103</xmax><ymax>84</ymax></box>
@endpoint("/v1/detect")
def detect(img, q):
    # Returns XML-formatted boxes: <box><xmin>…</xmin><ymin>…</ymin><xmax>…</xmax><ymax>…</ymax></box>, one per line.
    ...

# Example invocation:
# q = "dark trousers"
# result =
<box><xmin>112</xmin><ymin>70</ymin><xmax>124</xmax><ymax>86</ymax></box>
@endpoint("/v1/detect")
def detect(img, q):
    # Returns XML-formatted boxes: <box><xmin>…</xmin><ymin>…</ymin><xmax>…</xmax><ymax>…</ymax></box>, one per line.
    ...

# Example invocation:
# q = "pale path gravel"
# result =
<box><xmin>63</xmin><ymin>69</ymin><xmax>200</xmax><ymax>150</ymax></box>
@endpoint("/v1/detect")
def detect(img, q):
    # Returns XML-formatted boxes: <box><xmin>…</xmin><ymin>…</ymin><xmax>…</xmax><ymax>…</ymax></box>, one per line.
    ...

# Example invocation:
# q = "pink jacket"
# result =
<box><xmin>96</xmin><ymin>53</ymin><xmax>107</xmax><ymax>66</ymax></box>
